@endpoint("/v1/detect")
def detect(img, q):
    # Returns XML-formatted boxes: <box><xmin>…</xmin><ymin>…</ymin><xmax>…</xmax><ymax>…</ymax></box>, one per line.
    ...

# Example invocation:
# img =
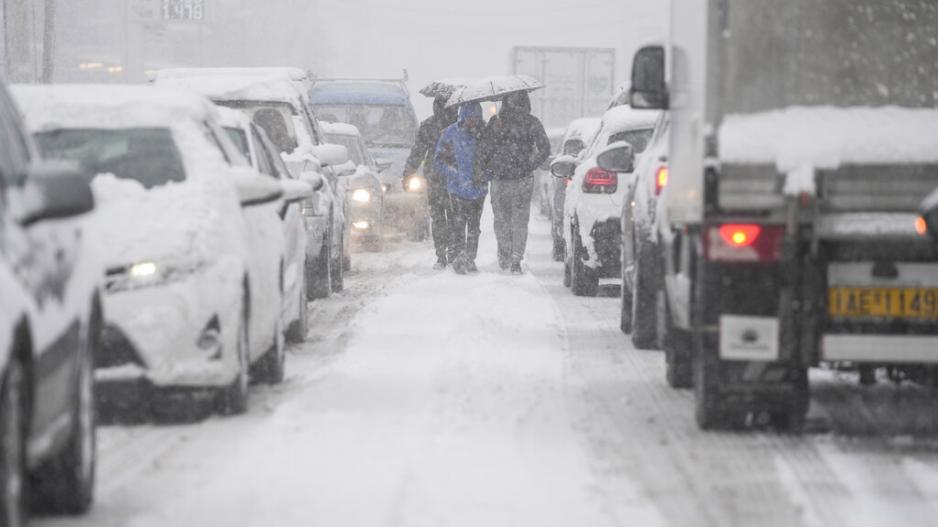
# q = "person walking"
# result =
<box><xmin>479</xmin><ymin>91</ymin><xmax>551</xmax><ymax>274</ymax></box>
<box><xmin>434</xmin><ymin>102</ymin><xmax>489</xmax><ymax>275</ymax></box>
<box><xmin>404</xmin><ymin>96</ymin><xmax>458</xmax><ymax>270</ymax></box>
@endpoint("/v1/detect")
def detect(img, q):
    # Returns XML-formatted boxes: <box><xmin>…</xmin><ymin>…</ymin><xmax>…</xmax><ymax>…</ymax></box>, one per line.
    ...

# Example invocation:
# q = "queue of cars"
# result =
<box><xmin>0</xmin><ymin>65</ymin><xmax>403</xmax><ymax>523</ymax></box>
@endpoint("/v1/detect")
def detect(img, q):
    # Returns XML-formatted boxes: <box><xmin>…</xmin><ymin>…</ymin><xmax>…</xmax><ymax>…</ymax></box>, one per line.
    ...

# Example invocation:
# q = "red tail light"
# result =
<box><xmin>654</xmin><ymin>166</ymin><xmax>669</xmax><ymax>195</ymax></box>
<box><xmin>583</xmin><ymin>167</ymin><xmax>618</xmax><ymax>194</ymax></box>
<box><xmin>705</xmin><ymin>224</ymin><xmax>785</xmax><ymax>262</ymax></box>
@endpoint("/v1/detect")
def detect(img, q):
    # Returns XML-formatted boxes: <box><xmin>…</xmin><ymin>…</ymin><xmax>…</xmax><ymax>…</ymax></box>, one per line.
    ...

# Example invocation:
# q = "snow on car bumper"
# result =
<box><xmin>96</xmin><ymin>260</ymin><xmax>243</xmax><ymax>390</ymax></box>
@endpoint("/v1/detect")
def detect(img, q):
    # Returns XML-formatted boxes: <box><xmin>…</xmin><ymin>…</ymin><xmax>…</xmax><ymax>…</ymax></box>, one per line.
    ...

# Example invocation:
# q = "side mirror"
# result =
<box><xmin>300</xmin><ymin>171</ymin><xmax>325</xmax><ymax>192</ymax></box>
<box><xmin>629</xmin><ymin>45</ymin><xmax>668</xmax><ymax>110</ymax></box>
<box><xmin>280</xmin><ymin>179</ymin><xmax>313</xmax><ymax>203</ymax></box>
<box><xmin>375</xmin><ymin>159</ymin><xmax>393</xmax><ymax>173</ymax></box>
<box><xmin>231</xmin><ymin>167</ymin><xmax>283</xmax><ymax>206</ymax></box>
<box><xmin>550</xmin><ymin>155</ymin><xmax>577</xmax><ymax>179</ymax></box>
<box><xmin>311</xmin><ymin>144</ymin><xmax>348</xmax><ymax>167</ymax></box>
<box><xmin>18</xmin><ymin>162</ymin><xmax>95</xmax><ymax>227</ymax></box>
<box><xmin>596</xmin><ymin>142</ymin><xmax>636</xmax><ymax>173</ymax></box>
<box><xmin>920</xmin><ymin>189</ymin><xmax>938</xmax><ymax>239</ymax></box>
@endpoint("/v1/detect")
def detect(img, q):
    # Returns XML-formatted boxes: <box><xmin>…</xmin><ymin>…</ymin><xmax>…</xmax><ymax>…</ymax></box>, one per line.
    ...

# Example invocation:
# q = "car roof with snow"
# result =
<box><xmin>156</xmin><ymin>72</ymin><xmax>308</xmax><ymax>108</ymax></box>
<box><xmin>155</xmin><ymin>67</ymin><xmax>310</xmax><ymax>85</ymax></box>
<box><xmin>564</xmin><ymin>117</ymin><xmax>602</xmax><ymax>143</ymax></box>
<box><xmin>320</xmin><ymin>121</ymin><xmax>361</xmax><ymax>137</ymax></box>
<box><xmin>11</xmin><ymin>84</ymin><xmax>218</xmax><ymax>131</ymax></box>
<box><xmin>309</xmin><ymin>81</ymin><xmax>410</xmax><ymax>106</ymax></box>
<box><xmin>598</xmin><ymin>105</ymin><xmax>659</xmax><ymax>133</ymax></box>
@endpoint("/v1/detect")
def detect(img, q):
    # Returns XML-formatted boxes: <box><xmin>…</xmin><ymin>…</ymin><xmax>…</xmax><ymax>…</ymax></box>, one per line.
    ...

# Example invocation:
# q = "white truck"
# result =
<box><xmin>608</xmin><ymin>0</ymin><xmax>938</xmax><ymax>431</ymax></box>
<box><xmin>512</xmin><ymin>46</ymin><xmax>616</xmax><ymax>130</ymax></box>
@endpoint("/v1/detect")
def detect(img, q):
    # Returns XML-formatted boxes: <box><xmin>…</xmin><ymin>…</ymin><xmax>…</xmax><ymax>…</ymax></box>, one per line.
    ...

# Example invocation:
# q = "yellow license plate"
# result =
<box><xmin>828</xmin><ymin>287</ymin><xmax>938</xmax><ymax>319</ymax></box>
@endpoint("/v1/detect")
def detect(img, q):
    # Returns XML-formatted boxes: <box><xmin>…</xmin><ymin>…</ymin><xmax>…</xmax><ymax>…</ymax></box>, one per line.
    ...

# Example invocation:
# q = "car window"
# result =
<box><xmin>609</xmin><ymin>128</ymin><xmax>654</xmax><ymax>154</ymax></box>
<box><xmin>35</xmin><ymin>127</ymin><xmax>186</xmax><ymax>189</ymax></box>
<box><xmin>255</xmin><ymin>127</ymin><xmax>292</xmax><ymax>180</ymax></box>
<box><xmin>313</xmin><ymin>104</ymin><xmax>417</xmax><ymax>147</ymax></box>
<box><xmin>224</xmin><ymin>126</ymin><xmax>251</xmax><ymax>161</ymax></box>
<box><xmin>250</xmin><ymin>127</ymin><xmax>275</xmax><ymax>177</ymax></box>
<box><xmin>325</xmin><ymin>134</ymin><xmax>365</xmax><ymax>166</ymax></box>
<box><xmin>0</xmin><ymin>92</ymin><xmax>30</xmax><ymax>185</ymax></box>
<box><xmin>216</xmin><ymin>101</ymin><xmax>299</xmax><ymax>154</ymax></box>
<box><xmin>563</xmin><ymin>139</ymin><xmax>586</xmax><ymax>156</ymax></box>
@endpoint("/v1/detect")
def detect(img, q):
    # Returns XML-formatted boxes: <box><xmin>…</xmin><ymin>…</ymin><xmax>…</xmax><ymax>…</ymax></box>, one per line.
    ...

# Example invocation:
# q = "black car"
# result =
<box><xmin>0</xmin><ymin>81</ymin><xmax>100</xmax><ymax>524</ymax></box>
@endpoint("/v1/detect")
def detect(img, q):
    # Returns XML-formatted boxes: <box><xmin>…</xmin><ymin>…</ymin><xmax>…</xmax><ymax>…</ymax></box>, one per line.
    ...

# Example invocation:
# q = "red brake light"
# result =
<box><xmin>654</xmin><ymin>166</ymin><xmax>669</xmax><ymax>195</ymax></box>
<box><xmin>706</xmin><ymin>224</ymin><xmax>784</xmax><ymax>262</ymax></box>
<box><xmin>583</xmin><ymin>167</ymin><xmax>618</xmax><ymax>194</ymax></box>
<box><xmin>719</xmin><ymin>224</ymin><xmax>761</xmax><ymax>248</ymax></box>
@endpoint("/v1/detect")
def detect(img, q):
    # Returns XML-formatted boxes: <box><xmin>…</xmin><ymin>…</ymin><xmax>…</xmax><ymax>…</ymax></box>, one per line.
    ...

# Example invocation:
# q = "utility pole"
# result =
<box><xmin>41</xmin><ymin>0</ymin><xmax>55</xmax><ymax>82</ymax></box>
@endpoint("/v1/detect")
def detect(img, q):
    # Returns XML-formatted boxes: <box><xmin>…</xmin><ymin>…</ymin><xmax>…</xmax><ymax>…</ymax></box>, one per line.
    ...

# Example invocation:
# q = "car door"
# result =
<box><xmin>0</xmin><ymin>86</ymin><xmax>81</xmax><ymax>441</ymax></box>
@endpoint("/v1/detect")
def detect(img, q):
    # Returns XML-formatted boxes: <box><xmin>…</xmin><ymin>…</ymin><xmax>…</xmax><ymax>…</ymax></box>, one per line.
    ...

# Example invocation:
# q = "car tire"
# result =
<box><xmin>31</xmin><ymin>319</ymin><xmax>97</xmax><ymax>514</ymax></box>
<box><xmin>254</xmin><ymin>319</ymin><xmax>286</xmax><ymax>385</ymax></box>
<box><xmin>218</xmin><ymin>298</ymin><xmax>250</xmax><ymax>416</ymax></box>
<box><xmin>620</xmin><ymin>267</ymin><xmax>633</xmax><ymax>335</ymax></box>
<box><xmin>0</xmin><ymin>359</ymin><xmax>26</xmax><ymax>527</ymax></box>
<box><xmin>286</xmin><ymin>273</ymin><xmax>309</xmax><ymax>344</ymax></box>
<box><xmin>552</xmin><ymin>235</ymin><xmax>564</xmax><ymax>262</ymax></box>
<box><xmin>570</xmin><ymin>224</ymin><xmax>598</xmax><ymax>297</ymax></box>
<box><xmin>660</xmin><ymin>291</ymin><xmax>693</xmax><ymax>389</ymax></box>
<box><xmin>332</xmin><ymin>232</ymin><xmax>345</xmax><ymax>293</ymax></box>
<box><xmin>308</xmin><ymin>236</ymin><xmax>333</xmax><ymax>300</ymax></box>
<box><xmin>630</xmin><ymin>240</ymin><xmax>659</xmax><ymax>350</ymax></box>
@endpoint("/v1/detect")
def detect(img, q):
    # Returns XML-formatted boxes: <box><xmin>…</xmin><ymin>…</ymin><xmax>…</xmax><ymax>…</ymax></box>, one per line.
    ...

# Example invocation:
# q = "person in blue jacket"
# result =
<box><xmin>434</xmin><ymin>102</ymin><xmax>489</xmax><ymax>274</ymax></box>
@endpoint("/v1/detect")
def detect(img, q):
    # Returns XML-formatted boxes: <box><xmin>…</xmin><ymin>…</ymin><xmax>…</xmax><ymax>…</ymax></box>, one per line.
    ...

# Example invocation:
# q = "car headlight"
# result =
<box><xmin>351</xmin><ymin>188</ymin><xmax>371</xmax><ymax>204</ymax></box>
<box><xmin>405</xmin><ymin>176</ymin><xmax>424</xmax><ymax>192</ymax></box>
<box><xmin>107</xmin><ymin>259</ymin><xmax>204</xmax><ymax>293</ymax></box>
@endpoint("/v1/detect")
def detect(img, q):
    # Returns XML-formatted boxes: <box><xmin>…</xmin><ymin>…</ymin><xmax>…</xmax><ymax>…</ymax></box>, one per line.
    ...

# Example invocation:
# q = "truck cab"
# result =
<box><xmin>624</xmin><ymin>0</ymin><xmax>938</xmax><ymax>431</ymax></box>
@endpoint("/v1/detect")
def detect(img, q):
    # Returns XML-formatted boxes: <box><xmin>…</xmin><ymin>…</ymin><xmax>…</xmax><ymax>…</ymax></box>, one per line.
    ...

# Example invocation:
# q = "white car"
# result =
<box><xmin>322</xmin><ymin>121</ymin><xmax>387</xmax><ymax>252</ymax></box>
<box><xmin>551</xmin><ymin>106</ymin><xmax>659</xmax><ymax>296</ymax></box>
<box><xmin>0</xmin><ymin>81</ymin><xmax>101</xmax><ymax>522</ymax></box>
<box><xmin>218</xmin><ymin>108</ymin><xmax>317</xmax><ymax>343</ymax></box>
<box><xmin>155</xmin><ymin>68</ymin><xmax>351</xmax><ymax>299</ymax></box>
<box><xmin>14</xmin><ymin>85</ymin><xmax>306</xmax><ymax>418</ymax></box>
<box><xmin>549</xmin><ymin>118</ymin><xmax>602</xmax><ymax>261</ymax></box>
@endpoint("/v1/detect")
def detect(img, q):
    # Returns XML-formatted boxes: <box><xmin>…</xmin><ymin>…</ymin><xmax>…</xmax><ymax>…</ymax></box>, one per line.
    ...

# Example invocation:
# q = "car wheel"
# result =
<box><xmin>332</xmin><ymin>232</ymin><xmax>345</xmax><ymax>293</ymax></box>
<box><xmin>552</xmin><ymin>234</ymin><xmax>564</xmax><ymax>262</ymax></box>
<box><xmin>631</xmin><ymin>239</ymin><xmax>659</xmax><ymax>349</ymax></box>
<box><xmin>620</xmin><ymin>265</ymin><xmax>633</xmax><ymax>334</ymax></box>
<box><xmin>0</xmin><ymin>360</ymin><xmax>26</xmax><ymax>527</ymax></box>
<box><xmin>308</xmin><ymin>236</ymin><xmax>333</xmax><ymax>300</ymax></box>
<box><xmin>286</xmin><ymin>272</ymin><xmax>309</xmax><ymax>344</ymax></box>
<box><xmin>570</xmin><ymin>224</ymin><xmax>598</xmax><ymax>297</ymax></box>
<box><xmin>218</xmin><ymin>299</ymin><xmax>250</xmax><ymax>416</ymax></box>
<box><xmin>254</xmin><ymin>318</ymin><xmax>286</xmax><ymax>385</ymax></box>
<box><xmin>661</xmin><ymin>291</ymin><xmax>693</xmax><ymax>389</ymax></box>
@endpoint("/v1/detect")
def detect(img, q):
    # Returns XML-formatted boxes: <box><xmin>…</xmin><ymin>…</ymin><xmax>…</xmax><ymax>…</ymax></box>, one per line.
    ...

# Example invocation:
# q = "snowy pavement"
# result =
<box><xmin>36</xmin><ymin>207</ymin><xmax>938</xmax><ymax>527</ymax></box>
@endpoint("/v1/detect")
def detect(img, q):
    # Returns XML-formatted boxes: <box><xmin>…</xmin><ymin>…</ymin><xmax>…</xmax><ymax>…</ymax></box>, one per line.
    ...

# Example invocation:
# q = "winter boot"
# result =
<box><xmin>433</xmin><ymin>257</ymin><xmax>447</xmax><ymax>270</ymax></box>
<box><xmin>466</xmin><ymin>261</ymin><xmax>479</xmax><ymax>274</ymax></box>
<box><xmin>453</xmin><ymin>255</ymin><xmax>468</xmax><ymax>275</ymax></box>
<box><xmin>510</xmin><ymin>262</ymin><xmax>523</xmax><ymax>275</ymax></box>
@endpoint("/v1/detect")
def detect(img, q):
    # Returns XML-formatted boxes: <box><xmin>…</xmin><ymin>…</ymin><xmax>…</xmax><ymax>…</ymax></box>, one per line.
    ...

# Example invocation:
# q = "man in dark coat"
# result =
<box><xmin>479</xmin><ymin>91</ymin><xmax>551</xmax><ymax>274</ymax></box>
<box><xmin>404</xmin><ymin>96</ymin><xmax>458</xmax><ymax>269</ymax></box>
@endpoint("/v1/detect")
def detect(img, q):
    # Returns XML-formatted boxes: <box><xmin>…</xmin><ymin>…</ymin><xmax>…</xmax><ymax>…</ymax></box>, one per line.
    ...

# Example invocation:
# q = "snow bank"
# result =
<box><xmin>719</xmin><ymin>107</ymin><xmax>938</xmax><ymax>173</ymax></box>
<box><xmin>11</xmin><ymin>84</ymin><xmax>216</xmax><ymax>131</ymax></box>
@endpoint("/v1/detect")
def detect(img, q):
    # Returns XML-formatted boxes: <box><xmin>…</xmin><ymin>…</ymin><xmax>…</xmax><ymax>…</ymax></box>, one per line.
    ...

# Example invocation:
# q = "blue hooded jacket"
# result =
<box><xmin>434</xmin><ymin>103</ymin><xmax>489</xmax><ymax>201</ymax></box>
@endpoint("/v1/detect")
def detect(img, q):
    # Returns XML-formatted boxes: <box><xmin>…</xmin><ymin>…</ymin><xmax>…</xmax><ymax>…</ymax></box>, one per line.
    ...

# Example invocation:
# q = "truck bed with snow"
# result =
<box><xmin>626</xmin><ymin>0</ymin><xmax>938</xmax><ymax>430</ymax></box>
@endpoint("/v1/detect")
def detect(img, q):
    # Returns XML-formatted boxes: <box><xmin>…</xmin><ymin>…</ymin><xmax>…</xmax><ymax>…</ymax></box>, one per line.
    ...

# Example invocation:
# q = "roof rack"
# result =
<box><xmin>308</xmin><ymin>69</ymin><xmax>409</xmax><ymax>85</ymax></box>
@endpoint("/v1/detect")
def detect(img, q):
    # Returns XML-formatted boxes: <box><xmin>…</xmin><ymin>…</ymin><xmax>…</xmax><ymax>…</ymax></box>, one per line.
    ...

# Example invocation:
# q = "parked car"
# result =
<box><xmin>551</xmin><ymin>106</ymin><xmax>659</xmax><ymax>296</ymax></box>
<box><xmin>14</xmin><ymin>84</ymin><xmax>307</xmax><ymax>418</ymax></box>
<box><xmin>535</xmin><ymin>127</ymin><xmax>566</xmax><ymax>218</ymax></box>
<box><xmin>619</xmin><ymin>112</ymin><xmax>670</xmax><ymax>349</ymax></box>
<box><xmin>309</xmin><ymin>77</ymin><xmax>427</xmax><ymax>241</ymax></box>
<box><xmin>217</xmin><ymin>108</ymin><xmax>317</xmax><ymax>343</ymax></box>
<box><xmin>154</xmin><ymin>68</ymin><xmax>351</xmax><ymax>299</ymax></box>
<box><xmin>549</xmin><ymin>118</ymin><xmax>602</xmax><ymax>261</ymax></box>
<box><xmin>322</xmin><ymin>122</ymin><xmax>388</xmax><ymax>252</ymax></box>
<box><xmin>0</xmin><ymin>81</ymin><xmax>100</xmax><ymax>522</ymax></box>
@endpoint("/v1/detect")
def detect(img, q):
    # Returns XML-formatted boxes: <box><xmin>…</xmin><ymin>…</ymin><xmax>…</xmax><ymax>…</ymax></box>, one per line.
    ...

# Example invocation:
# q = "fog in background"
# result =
<box><xmin>51</xmin><ymin>0</ymin><xmax>668</xmax><ymax>118</ymax></box>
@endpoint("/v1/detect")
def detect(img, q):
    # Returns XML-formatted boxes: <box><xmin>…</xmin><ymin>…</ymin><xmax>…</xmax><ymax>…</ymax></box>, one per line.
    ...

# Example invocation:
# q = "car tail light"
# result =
<box><xmin>654</xmin><ymin>165</ymin><xmax>669</xmax><ymax>195</ymax></box>
<box><xmin>705</xmin><ymin>224</ymin><xmax>785</xmax><ymax>262</ymax></box>
<box><xmin>916</xmin><ymin>215</ymin><xmax>928</xmax><ymax>236</ymax></box>
<box><xmin>583</xmin><ymin>167</ymin><xmax>618</xmax><ymax>194</ymax></box>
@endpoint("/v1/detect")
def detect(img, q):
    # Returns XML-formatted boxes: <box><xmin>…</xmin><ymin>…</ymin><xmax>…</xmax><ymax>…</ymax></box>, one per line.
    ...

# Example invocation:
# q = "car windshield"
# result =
<box><xmin>314</xmin><ymin>104</ymin><xmax>416</xmax><ymax>147</ymax></box>
<box><xmin>34</xmin><ymin>127</ymin><xmax>185</xmax><ymax>188</ymax></box>
<box><xmin>325</xmin><ymin>134</ymin><xmax>365</xmax><ymax>166</ymax></box>
<box><xmin>215</xmin><ymin>100</ymin><xmax>299</xmax><ymax>154</ymax></box>
<box><xmin>224</xmin><ymin>127</ymin><xmax>250</xmax><ymax>160</ymax></box>
<box><xmin>609</xmin><ymin>128</ymin><xmax>653</xmax><ymax>154</ymax></box>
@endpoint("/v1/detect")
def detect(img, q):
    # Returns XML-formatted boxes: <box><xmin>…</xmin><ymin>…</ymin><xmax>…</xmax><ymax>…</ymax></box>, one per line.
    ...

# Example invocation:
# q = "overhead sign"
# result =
<box><xmin>162</xmin><ymin>0</ymin><xmax>205</xmax><ymax>21</ymax></box>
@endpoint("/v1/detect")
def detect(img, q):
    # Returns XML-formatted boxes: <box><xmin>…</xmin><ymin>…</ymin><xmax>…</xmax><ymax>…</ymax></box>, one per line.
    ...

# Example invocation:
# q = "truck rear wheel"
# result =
<box><xmin>693</xmin><ymin>335</ymin><xmax>742</xmax><ymax>430</ymax></box>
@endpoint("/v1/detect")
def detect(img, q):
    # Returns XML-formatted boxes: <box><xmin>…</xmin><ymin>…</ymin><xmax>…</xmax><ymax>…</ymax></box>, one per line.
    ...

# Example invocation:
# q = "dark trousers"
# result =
<box><xmin>428</xmin><ymin>178</ymin><xmax>452</xmax><ymax>261</ymax></box>
<box><xmin>491</xmin><ymin>176</ymin><xmax>534</xmax><ymax>265</ymax></box>
<box><xmin>449</xmin><ymin>194</ymin><xmax>485</xmax><ymax>262</ymax></box>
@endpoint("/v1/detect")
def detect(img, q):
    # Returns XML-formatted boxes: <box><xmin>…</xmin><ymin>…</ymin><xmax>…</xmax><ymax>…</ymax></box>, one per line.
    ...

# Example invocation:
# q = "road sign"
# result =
<box><xmin>162</xmin><ymin>0</ymin><xmax>205</xmax><ymax>21</ymax></box>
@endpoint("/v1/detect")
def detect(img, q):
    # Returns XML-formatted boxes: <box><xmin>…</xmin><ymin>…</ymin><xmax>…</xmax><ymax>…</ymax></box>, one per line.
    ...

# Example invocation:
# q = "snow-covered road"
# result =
<box><xmin>36</xmin><ymin>208</ymin><xmax>938</xmax><ymax>527</ymax></box>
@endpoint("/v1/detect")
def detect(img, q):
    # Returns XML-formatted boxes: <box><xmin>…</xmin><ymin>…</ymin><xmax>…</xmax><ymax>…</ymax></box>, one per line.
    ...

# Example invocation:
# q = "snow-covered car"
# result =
<box><xmin>620</xmin><ymin>112</ymin><xmax>670</xmax><ymax>348</ymax></box>
<box><xmin>0</xmin><ymin>81</ymin><xmax>100</xmax><ymax>521</ymax></box>
<box><xmin>14</xmin><ymin>84</ymin><xmax>302</xmax><ymax>418</ymax></box>
<box><xmin>535</xmin><ymin>127</ymin><xmax>566</xmax><ymax>218</ymax></box>
<box><xmin>549</xmin><ymin>118</ymin><xmax>602</xmax><ymax>261</ymax></box>
<box><xmin>218</xmin><ymin>108</ymin><xmax>316</xmax><ymax>343</ymax></box>
<box><xmin>309</xmin><ymin>79</ymin><xmax>427</xmax><ymax>241</ymax></box>
<box><xmin>322</xmin><ymin>122</ymin><xmax>387</xmax><ymax>252</ymax></box>
<box><xmin>551</xmin><ymin>106</ymin><xmax>659</xmax><ymax>296</ymax></box>
<box><xmin>154</xmin><ymin>68</ymin><xmax>352</xmax><ymax>299</ymax></box>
